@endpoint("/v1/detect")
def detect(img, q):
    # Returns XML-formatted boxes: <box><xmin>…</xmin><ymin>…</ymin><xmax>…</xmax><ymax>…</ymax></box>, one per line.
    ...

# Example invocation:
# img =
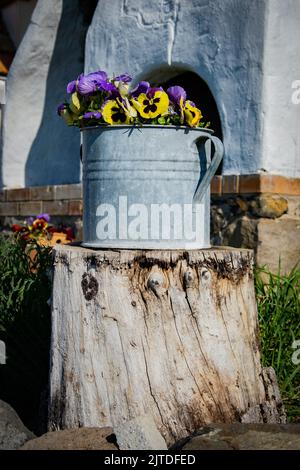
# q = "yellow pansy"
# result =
<box><xmin>183</xmin><ymin>100</ymin><xmax>203</xmax><ymax>127</ymax></box>
<box><xmin>102</xmin><ymin>99</ymin><xmax>131</xmax><ymax>125</ymax></box>
<box><xmin>116</xmin><ymin>97</ymin><xmax>137</xmax><ymax>119</ymax></box>
<box><xmin>69</xmin><ymin>92</ymin><xmax>82</xmax><ymax>115</ymax></box>
<box><xmin>179</xmin><ymin>95</ymin><xmax>185</xmax><ymax>123</ymax></box>
<box><xmin>134</xmin><ymin>91</ymin><xmax>169</xmax><ymax>119</ymax></box>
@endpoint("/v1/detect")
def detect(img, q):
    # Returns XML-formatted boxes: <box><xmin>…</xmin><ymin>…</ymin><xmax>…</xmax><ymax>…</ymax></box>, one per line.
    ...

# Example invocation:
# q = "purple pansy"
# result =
<box><xmin>99</xmin><ymin>81</ymin><xmax>118</xmax><ymax>94</ymax></box>
<box><xmin>57</xmin><ymin>103</ymin><xmax>66</xmax><ymax>115</ymax></box>
<box><xmin>130</xmin><ymin>81</ymin><xmax>150</xmax><ymax>97</ymax></box>
<box><xmin>167</xmin><ymin>86</ymin><xmax>187</xmax><ymax>106</ymax></box>
<box><xmin>83</xmin><ymin>111</ymin><xmax>102</xmax><ymax>119</ymax></box>
<box><xmin>77</xmin><ymin>70</ymin><xmax>108</xmax><ymax>95</ymax></box>
<box><xmin>27</xmin><ymin>216</ymin><xmax>34</xmax><ymax>226</ymax></box>
<box><xmin>37</xmin><ymin>213</ymin><xmax>50</xmax><ymax>223</ymax></box>
<box><xmin>114</xmin><ymin>73</ymin><xmax>132</xmax><ymax>83</ymax></box>
<box><xmin>67</xmin><ymin>80</ymin><xmax>77</xmax><ymax>94</ymax></box>
<box><xmin>77</xmin><ymin>74</ymin><xmax>98</xmax><ymax>95</ymax></box>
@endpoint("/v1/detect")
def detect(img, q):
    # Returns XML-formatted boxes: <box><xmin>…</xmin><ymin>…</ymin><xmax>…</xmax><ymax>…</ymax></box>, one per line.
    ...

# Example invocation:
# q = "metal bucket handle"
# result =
<box><xmin>193</xmin><ymin>134</ymin><xmax>224</xmax><ymax>203</ymax></box>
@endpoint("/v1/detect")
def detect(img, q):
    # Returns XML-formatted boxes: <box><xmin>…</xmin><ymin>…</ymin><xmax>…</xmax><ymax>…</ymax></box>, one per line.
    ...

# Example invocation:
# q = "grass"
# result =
<box><xmin>255</xmin><ymin>265</ymin><xmax>300</xmax><ymax>421</ymax></box>
<box><xmin>0</xmin><ymin>234</ymin><xmax>52</xmax><ymax>433</ymax></box>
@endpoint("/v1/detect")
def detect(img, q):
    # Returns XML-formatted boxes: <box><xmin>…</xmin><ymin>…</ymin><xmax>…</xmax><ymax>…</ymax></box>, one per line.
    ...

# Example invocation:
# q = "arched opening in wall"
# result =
<box><xmin>141</xmin><ymin>69</ymin><xmax>223</xmax><ymax>173</ymax></box>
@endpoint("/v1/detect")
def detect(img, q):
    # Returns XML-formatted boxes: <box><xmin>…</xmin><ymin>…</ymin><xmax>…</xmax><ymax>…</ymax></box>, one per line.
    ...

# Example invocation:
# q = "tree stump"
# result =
<box><xmin>49</xmin><ymin>245</ymin><xmax>285</xmax><ymax>445</ymax></box>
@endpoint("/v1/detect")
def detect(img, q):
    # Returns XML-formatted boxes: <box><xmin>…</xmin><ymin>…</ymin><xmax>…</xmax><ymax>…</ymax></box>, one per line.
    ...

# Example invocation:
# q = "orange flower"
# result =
<box><xmin>32</xmin><ymin>218</ymin><xmax>48</xmax><ymax>232</ymax></box>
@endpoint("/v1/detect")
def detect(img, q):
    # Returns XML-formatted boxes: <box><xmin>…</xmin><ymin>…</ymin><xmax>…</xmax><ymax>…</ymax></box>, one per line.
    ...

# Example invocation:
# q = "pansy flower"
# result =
<box><xmin>99</xmin><ymin>81</ymin><xmax>119</xmax><ymax>95</ymax></box>
<box><xmin>32</xmin><ymin>218</ymin><xmax>48</xmax><ymax>232</ymax></box>
<box><xmin>183</xmin><ymin>100</ymin><xmax>202</xmax><ymax>127</ymax></box>
<box><xmin>130</xmin><ymin>81</ymin><xmax>150</xmax><ymax>98</ymax></box>
<box><xmin>167</xmin><ymin>85</ymin><xmax>186</xmax><ymax>122</ymax></box>
<box><xmin>57</xmin><ymin>103</ymin><xmax>74</xmax><ymax>125</ymax></box>
<box><xmin>83</xmin><ymin>111</ymin><xmax>102</xmax><ymax>120</ymax></box>
<box><xmin>146</xmin><ymin>87</ymin><xmax>163</xmax><ymax>99</ymax></box>
<box><xmin>116</xmin><ymin>97</ymin><xmax>137</xmax><ymax>119</ymax></box>
<box><xmin>67</xmin><ymin>80</ymin><xmax>77</xmax><ymax>94</ymax></box>
<box><xmin>12</xmin><ymin>224</ymin><xmax>23</xmax><ymax>233</ymax></box>
<box><xmin>37</xmin><ymin>213</ymin><xmax>50</xmax><ymax>223</ymax></box>
<box><xmin>69</xmin><ymin>92</ymin><xmax>82</xmax><ymax>114</ymax></box>
<box><xmin>102</xmin><ymin>99</ymin><xmax>131</xmax><ymax>125</ymax></box>
<box><xmin>167</xmin><ymin>85</ymin><xmax>187</xmax><ymax>107</ymax></box>
<box><xmin>133</xmin><ymin>90</ymin><xmax>169</xmax><ymax>119</ymax></box>
<box><xmin>77</xmin><ymin>70</ymin><xmax>108</xmax><ymax>95</ymax></box>
<box><xmin>114</xmin><ymin>73</ymin><xmax>132</xmax><ymax>83</ymax></box>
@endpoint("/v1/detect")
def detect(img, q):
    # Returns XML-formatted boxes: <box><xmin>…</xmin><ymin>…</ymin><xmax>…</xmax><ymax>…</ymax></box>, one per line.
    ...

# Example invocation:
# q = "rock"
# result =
<box><xmin>20</xmin><ymin>427</ymin><xmax>117</xmax><ymax>450</ymax></box>
<box><xmin>257</xmin><ymin>217</ymin><xmax>300</xmax><ymax>273</ymax></box>
<box><xmin>0</xmin><ymin>400</ymin><xmax>35</xmax><ymax>450</ymax></box>
<box><xmin>222</xmin><ymin>216</ymin><xmax>258</xmax><ymax>249</ymax></box>
<box><xmin>114</xmin><ymin>415</ymin><xmax>167</xmax><ymax>451</ymax></box>
<box><xmin>286</xmin><ymin>195</ymin><xmax>300</xmax><ymax>218</ymax></box>
<box><xmin>236</xmin><ymin>197</ymin><xmax>249</xmax><ymax>212</ymax></box>
<box><xmin>180</xmin><ymin>423</ymin><xmax>300</xmax><ymax>450</ymax></box>
<box><xmin>251</xmin><ymin>194</ymin><xmax>288</xmax><ymax>218</ymax></box>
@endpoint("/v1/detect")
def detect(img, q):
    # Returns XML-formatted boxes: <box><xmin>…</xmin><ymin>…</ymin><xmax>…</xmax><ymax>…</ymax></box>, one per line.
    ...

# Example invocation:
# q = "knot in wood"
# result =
<box><xmin>200</xmin><ymin>268</ymin><xmax>211</xmax><ymax>282</ymax></box>
<box><xmin>184</xmin><ymin>269</ymin><xmax>198</xmax><ymax>289</ymax></box>
<box><xmin>147</xmin><ymin>271</ymin><xmax>165</xmax><ymax>293</ymax></box>
<box><xmin>81</xmin><ymin>273</ymin><xmax>99</xmax><ymax>301</ymax></box>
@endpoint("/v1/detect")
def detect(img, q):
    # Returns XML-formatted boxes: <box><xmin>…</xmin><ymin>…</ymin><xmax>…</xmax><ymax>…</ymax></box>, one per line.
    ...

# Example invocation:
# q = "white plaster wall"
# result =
<box><xmin>261</xmin><ymin>0</ymin><xmax>300</xmax><ymax>177</ymax></box>
<box><xmin>85</xmin><ymin>0</ymin><xmax>267</xmax><ymax>175</ymax></box>
<box><xmin>2</xmin><ymin>0</ymin><xmax>61</xmax><ymax>188</ymax></box>
<box><xmin>0</xmin><ymin>78</ymin><xmax>6</xmax><ymax>170</ymax></box>
<box><xmin>1</xmin><ymin>0</ymin><xmax>87</xmax><ymax>188</ymax></box>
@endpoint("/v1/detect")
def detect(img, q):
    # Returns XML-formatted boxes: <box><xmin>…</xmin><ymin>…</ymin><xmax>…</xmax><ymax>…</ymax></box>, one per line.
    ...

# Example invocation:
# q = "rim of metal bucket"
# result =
<box><xmin>80</xmin><ymin>124</ymin><xmax>214</xmax><ymax>134</ymax></box>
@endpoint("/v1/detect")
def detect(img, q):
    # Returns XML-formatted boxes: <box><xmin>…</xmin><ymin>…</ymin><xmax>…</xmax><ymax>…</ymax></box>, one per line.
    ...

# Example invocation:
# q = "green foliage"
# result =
<box><xmin>255</xmin><ymin>266</ymin><xmax>300</xmax><ymax>421</ymax></box>
<box><xmin>0</xmin><ymin>234</ymin><xmax>52</xmax><ymax>433</ymax></box>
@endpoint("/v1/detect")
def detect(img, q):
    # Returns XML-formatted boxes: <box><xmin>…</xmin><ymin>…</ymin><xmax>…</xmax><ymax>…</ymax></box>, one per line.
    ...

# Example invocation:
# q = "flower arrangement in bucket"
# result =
<box><xmin>57</xmin><ymin>71</ymin><xmax>210</xmax><ymax>129</ymax></box>
<box><xmin>57</xmin><ymin>71</ymin><xmax>224</xmax><ymax>249</ymax></box>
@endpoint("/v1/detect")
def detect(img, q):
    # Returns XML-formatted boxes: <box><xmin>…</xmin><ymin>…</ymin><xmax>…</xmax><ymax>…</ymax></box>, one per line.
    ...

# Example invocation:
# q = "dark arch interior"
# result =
<box><xmin>150</xmin><ymin>70</ymin><xmax>223</xmax><ymax>173</ymax></box>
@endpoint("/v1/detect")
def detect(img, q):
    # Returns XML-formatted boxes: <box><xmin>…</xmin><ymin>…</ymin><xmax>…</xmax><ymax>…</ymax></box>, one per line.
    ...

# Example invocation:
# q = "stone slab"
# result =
<box><xmin>179</xmin><ymin>423</ymin><xmax>300</xmax><ymax>451</ymax></box>
<box><xmin>20</xmin><ymin>427</ymin><xmax>117</xmax><ymax>450</ymax></box>
<box><xmin>114</xmin><ymin>415</ymin><xmax>167</xmax><ymax>450</ymax></box>
<box><xmin>0</xmin><ymin>400</ymin><xmax>35</xmax><ymax>450</ymax></box>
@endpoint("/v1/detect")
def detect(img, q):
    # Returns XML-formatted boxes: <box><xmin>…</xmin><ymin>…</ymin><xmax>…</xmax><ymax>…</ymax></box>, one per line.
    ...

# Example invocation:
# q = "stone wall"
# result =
<box><xmin>211</xmin><ymin>175</ymin><xmax>300</xmax><ymax>273</ymax></box>
<box><xmin>1</xmin><ymin>175</ymin><xmax>299</xmax><ymax>273</ymax></box>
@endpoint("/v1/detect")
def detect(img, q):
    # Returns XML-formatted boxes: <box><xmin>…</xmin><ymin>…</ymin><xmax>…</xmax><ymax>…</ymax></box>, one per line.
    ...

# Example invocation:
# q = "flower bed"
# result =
<box><xmin>12</xmin><ymin>213</ymin><xmax>74</xmax><ymax>247</ymax></box>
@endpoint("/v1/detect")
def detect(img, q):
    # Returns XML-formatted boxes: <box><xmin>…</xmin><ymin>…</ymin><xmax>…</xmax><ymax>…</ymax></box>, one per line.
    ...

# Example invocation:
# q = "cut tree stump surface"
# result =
<box><xmin>49</xmin><ymin>245</ymin><xmax>285</xmax><ymax>446</ymax></box>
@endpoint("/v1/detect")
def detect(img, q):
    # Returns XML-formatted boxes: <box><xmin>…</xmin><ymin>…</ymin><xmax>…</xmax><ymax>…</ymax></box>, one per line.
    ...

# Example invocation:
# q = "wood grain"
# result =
<box><xmin>49</xmin><ymin>245</ymin><xmax>285</xmax><ymax>445</ymax></box>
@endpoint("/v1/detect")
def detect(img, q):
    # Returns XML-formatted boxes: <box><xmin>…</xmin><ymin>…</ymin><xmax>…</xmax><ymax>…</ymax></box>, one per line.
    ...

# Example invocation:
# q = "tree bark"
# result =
<box><xmin>49</xmin><ymin>245</ymin><xmax>285</xmax><ymax>445</ymax></box>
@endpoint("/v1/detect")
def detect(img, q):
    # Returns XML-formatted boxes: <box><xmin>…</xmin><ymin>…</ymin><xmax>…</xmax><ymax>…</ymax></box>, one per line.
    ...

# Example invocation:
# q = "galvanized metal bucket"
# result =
<box><xmin>81</xmin><ymin>125</ymin><xmax>223</xmax><ymax>249</ymax></box>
